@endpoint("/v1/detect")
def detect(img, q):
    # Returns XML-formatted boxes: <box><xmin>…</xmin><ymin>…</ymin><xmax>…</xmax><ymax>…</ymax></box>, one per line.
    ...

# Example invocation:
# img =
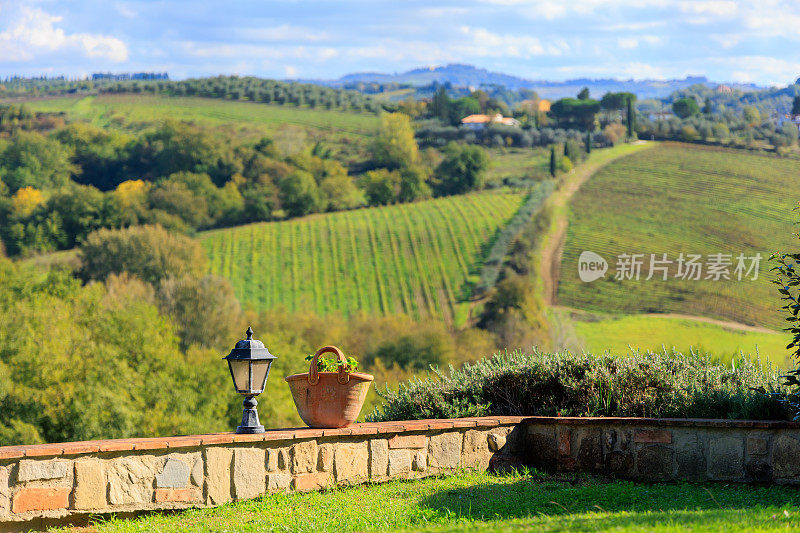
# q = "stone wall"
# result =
<box><xmin>0</xmin><ymin>417</ymin><xmax>522</xmax><ymax>529</ymax></box>
<box><xmin>524</xmin><ymin>417</ymin><xmax>800</xmax><ymax>484</ymax></box>
<box><xmin>2</xmin><ymin>416</ymin><xmax>800</xmax><ymax>529</ymax></box>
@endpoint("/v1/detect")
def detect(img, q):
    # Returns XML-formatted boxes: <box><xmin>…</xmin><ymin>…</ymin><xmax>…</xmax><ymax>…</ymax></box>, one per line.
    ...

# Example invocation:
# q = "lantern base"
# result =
<box><xmin>236</xmin><ymin>395</ymin><xmax>265</xmax><ymax>434</ymax></box>
<box><xmin>236</xmin><ymin>425</ymin><xmax>265</xmax><ymax>434</ymax></box>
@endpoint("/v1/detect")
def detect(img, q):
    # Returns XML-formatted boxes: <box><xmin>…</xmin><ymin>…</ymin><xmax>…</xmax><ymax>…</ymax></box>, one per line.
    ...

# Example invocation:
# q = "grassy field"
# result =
<box><xmin>201</xmin><ymin>190</ymin><xmax>528</xmax><ymax>326</ymax></box>
<box><xmin>484</xmin><ymin>147</ymin><xmax>551</xmax><ymax>185</ymax></box>
<box><xmin>21</xmin><ymin>94</ymin><xmax>380</xmax><ymax>135</ymax></box>
<box><xmin>558</xmin><ymin>142</ymin><xmax>799</xmax><ymax>330</ymax></box>
<box><xmin>571</xmin><ymin>312</ymin><xmax>792</xmax><ymax>366</ymax></box>
<box><xmin>55</xmin><ymin>470</ymin><xmax>800</xmax><ymax>532</ymax></box>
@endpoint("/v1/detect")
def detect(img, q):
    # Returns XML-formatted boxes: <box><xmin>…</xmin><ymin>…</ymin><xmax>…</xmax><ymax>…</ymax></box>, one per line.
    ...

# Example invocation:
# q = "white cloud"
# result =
<box><xmin>678</xmin><ymin>1</ymin><xmax>738</xmax><ymax>16</ymax></box>
<box><xmin>0</xmin><ymin>6</ymin><xmax>127</xmax><ymax>62</ymax></box>
<box><xmin>617</xmin><ymin>35</ymin><xmax>662</xmax><ymax>49</ymax></box>
<box><xmin>458</xmin><ymin>26</ymin><xmax>569</xmax><ymax>56</ymax></box>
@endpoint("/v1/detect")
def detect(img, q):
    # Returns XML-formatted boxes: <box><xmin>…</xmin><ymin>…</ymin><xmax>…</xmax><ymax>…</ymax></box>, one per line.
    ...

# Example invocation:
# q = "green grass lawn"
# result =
<box><xmin>571</xmin><ymin>312</ymin><xmax>792</xmax><ymax>367</ymax></box>
<box><xmin>57</xmin><ymin>470</ymin><xmax>800</xmax><ymax>532</ymax></box>
<box><xmin>558</xmin><ymin>142</ymin><xmax>799</xmax><ymax>330</ymax></box>
<box><xmin>200</xmin><ymin>190</ymin><xmax>527</xmax><ymax>326</ymax></box>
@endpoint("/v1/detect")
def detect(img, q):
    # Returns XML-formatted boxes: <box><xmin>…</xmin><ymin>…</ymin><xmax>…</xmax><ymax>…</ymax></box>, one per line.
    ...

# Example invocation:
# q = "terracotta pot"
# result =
<box><xmin>285</xmin><ymin>345</ymin><xmax>373</xmax><ymax>428</ymax></box>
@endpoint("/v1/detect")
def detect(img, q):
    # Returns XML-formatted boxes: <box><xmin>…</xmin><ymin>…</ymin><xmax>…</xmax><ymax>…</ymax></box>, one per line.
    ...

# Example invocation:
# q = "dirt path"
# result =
<box><xmin>539</xmin><ymin>142</ymin><xmax>655</xmax><ymax>305</ymax></box>
<box><xmin>639</xmin><ymin>312</ymin><xmax>779</xmax><ymax>334</ymax></box>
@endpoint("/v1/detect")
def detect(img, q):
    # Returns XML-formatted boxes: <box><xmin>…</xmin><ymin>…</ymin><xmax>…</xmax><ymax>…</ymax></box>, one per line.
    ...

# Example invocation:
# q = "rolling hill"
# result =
<box><xmin>201</xmin><ymin>189</ymin><xmax>529</xmax><ymax>326</ymax></box>
<box><xmin>557</xmin><ymin>142</ymin><xmax>798</xmax><ymax>330</ymax></box>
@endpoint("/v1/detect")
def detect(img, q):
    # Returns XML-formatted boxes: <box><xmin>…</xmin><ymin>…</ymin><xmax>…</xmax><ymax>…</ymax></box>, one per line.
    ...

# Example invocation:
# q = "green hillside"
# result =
<box><xmin>558</xmin><ymin>142</ymin><xmax>798</xmax><ymax>329</ymax></box>
<box><xmin>23</xmin><ymin>94</ymin><xmax>379</xmax><ymax>135</ymax></box>
<box><xmin>201</xmin><ymin>190</ymin><xmax>527</xmax><ymax>325</ymax></box>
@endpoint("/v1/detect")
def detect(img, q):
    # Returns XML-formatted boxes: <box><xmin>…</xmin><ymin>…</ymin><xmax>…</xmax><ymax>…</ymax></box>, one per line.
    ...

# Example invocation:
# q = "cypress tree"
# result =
<box><xmin>549</xmin><ymin>145</ymin><xmax>557</xmax><ymax>177</ymax></box>
<box><xmin>626</xmin><ymin>96</ymin><xmax>635</xmax><ymax>138</ymax></box>
<box><xmin>586</xmin><ymin>131</ymin><xmax>592</xmax><ymax>154</ymax></box>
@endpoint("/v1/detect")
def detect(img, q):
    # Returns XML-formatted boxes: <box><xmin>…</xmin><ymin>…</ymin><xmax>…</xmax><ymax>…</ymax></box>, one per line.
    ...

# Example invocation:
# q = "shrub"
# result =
<box><xmin>368</xmin><ymin>349</ymin><xmax>790</xmax><ymax>422</ymax></box>
<box><xmin>78</xmin><ymin>224</ymin><xmax>207</xmax><ymax>285</ymax></box>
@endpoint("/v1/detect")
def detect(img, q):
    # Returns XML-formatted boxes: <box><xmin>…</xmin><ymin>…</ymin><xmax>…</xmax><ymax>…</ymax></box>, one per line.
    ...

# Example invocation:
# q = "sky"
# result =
<box><xmin>1</xmin><ymin>0</ymin><xmax>799</xmax><ymax>86</ymax></box>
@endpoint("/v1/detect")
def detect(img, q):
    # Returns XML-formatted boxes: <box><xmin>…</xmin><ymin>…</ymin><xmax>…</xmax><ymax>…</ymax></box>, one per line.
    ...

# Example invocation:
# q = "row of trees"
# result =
<box><xmin>0</xmin><ymin>107</ymin><xmax>490</xmax><ymax>256</ymax></box>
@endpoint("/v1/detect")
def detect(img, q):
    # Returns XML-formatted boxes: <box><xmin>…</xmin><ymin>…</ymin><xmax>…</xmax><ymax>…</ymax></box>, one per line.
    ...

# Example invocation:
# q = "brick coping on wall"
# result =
<box><xmin>1</xmin><ymin>416</ymin><xmax>798</xmax><ymax>460</ymax></box>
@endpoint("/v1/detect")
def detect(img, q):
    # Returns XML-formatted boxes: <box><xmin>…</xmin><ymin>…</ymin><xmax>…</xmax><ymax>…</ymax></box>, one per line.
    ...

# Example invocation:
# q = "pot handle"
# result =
<box><xmin>308</xmin><ymin>345</ymin><xmax>350</xmax><ymax>385</ymax></box>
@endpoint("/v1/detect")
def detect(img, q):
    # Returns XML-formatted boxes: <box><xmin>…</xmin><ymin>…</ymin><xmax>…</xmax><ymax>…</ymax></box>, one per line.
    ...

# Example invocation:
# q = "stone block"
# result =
<box><xmin>488</xmin><ymin>432</ymin><xmax>506</xmax><ymax>452</ymax></box>
<box><xmin>636</xmin><ymin>445</ymin><xmax>673</xmax><ymax>479</ymax></box>
<box><xmin>428</xmin><ymin>432</ymin><xmax>462</xmax><ymax>470</ymax></box>
<box><xmin>746</xmin><ymin>459</ymin><xmax>772</xmax><ymax>483</ymax></box>
<box><xmin>558</xmin><ymin>429</ymin><xmax>571</xmax><ymax>456</ymax></box>
<box><xmin>772</xmin><ymin>435</ymin><xmax>800</xmax><ymax>479</ymax></box>
<box><xmin>388</xmin><ymin>435</ymin><xmax>427</xmax><ymax>449</ymax></box>
<box><xmin>526</xmin><ymin>426</ymin><xmax>556</xmax><ymax>470</ymax></box>
<box><xmin>291</xmin><ymin>441</ymin><xmax>317</xmax><ymax>474</ymax></box>
<box><xmin>108</xmin><ymin>456</ymin><xmax>159</xmax><ymax>505</ymax></box>
<box><xmin>156</xmin><ymin>458</ymin><xmax>191</xmax><ymax>488</ymax></box>
<box><xmin>266</xmin><ymin>473</ymin><xmax>291</xmax><ymax>491</ymax></box>
<box><xmin>369</xmin><ymin>439</ymin><xmax>389</xmax><ymax>478</ymax></box>
<box><xmin>205</xmin><ymin>447</ymin><xmax>232</xmax><ymax>505</ymax></box>
<box><xmin>233</xmin><ymin>448</ymin><xmax>266</xmax><ymax>500</ymax></box>
<box><xmin>74</xmin><ymin>459</ymin><xmax>106</xmax><ymax>510</ymax></box>
<box><xmin>293</xmin><ymin>472</ymin><xmax>331</xmax><ymax>492</ymax></box>
<box><xmin>0</xmin><ymin>466</ymin><xmax>9</xmax><ymax>518</ymax></box>
<box><xmin>334</xmin><ymin>442</ymin><xmax>369</xmax><ymax>484</ymax></box>
<box><xmin>413</xmin><ymin>451</ymin><xmax>427</xmax><ymax>472</ymax></box>
<box><xmin>606</xmin><ymin>451</ymin><xmax>634</xmax><ymax>477</ymax></box>
<box><xmin>463</xmin><ymin>430</ymin><xmax>489</xmax><ymax>454</ymax></box>
<box><xmin>17</xmin><ymin>460</ymin><xmax>70</xmax><ymax>482</ymax></box>
<box><xmin>674</xmin><ymin>431</ymin><xmax>705</xmax><ymax>481</ymax></box>
<box><xmin>489</xmin><ymin>454</ymin><xmax>524</xmax><ymax>474</ymax></box>
<box><xmin>266</xmin><ymin>448</ymin><xmax>285</xmax><ymax>472</ymax></box>
<box><xmin>388</xmin><ymin>449</ymin><xmax>412</xmax><ymax>476</ymax></box>
<box><xmin>634</xmin><ymin>429</ymin><xmax>672</xmax><ymax>444</ymax></box>
<box><xmin>154</xmin><ymin>488</ymin><xmax>201</xmax><ymax>503</ymax></box>
<box><xmin>318</xmin><ymin>444</ymin><xmax>334</xmax><ymax>472</ymax></box>
<box><xmin>708</xmin><ymin>435</ymin><xmax>743</xmax><ymax>480</ymax></box>
<box><xmin>12</xmin><ymin>487</ymin><xmax>71</xmax><ymax>514</ymax></box>
<box><xmin>575</xmin><ymin>430</ymin><xmax>602</xmax><ymax>472</ymax></box>
<box><xmin>747</xmin><ymin>436</ymin><xmax>768</xmax><ymax>456</ymax></box>
<box><xmin>191</xmin><ymin>457</ymin><xmax>203</xmax><ymax>486</ymax></box>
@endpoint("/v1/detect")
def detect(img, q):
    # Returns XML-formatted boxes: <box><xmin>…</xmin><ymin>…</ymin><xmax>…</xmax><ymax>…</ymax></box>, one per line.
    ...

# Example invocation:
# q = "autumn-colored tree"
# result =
<box><xmin>11</xmin><ymin>186</ymin><xmax>44</xmax><ymax>217</ymax></box>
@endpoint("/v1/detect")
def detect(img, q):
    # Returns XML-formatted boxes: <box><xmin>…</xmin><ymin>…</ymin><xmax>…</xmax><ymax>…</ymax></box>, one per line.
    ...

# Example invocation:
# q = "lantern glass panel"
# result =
<box><xmin>228</xmin><ymin>359</ymin><xmax>251</xmax><ymax>393</ymax></box>
<box><xmin>251</xmin><ymin>360</ymin><xmax>271</xmax><ymax>393</ymax></box>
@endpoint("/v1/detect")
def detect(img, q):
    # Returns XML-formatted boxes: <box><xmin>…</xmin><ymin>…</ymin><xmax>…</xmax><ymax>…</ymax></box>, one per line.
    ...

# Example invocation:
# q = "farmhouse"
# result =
<box><xmin>460</xmin><ymin>113</ymin><xmax>521</xmax><ymax>129</ymax></box>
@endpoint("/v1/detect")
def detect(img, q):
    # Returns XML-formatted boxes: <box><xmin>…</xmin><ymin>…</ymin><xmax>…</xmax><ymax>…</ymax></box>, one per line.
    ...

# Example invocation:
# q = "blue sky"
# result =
<box><xmin>1</xmin><ymin>0</ymin><xmax>799</xmax><ymax>85</ymax></box>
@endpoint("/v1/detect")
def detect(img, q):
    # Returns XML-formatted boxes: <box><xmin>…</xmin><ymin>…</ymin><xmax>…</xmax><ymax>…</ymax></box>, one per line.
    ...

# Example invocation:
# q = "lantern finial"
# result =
<box><xmin>246</xmin><ymin>326</ymin><xmax>253</xmax><ymax>340</ymax></box>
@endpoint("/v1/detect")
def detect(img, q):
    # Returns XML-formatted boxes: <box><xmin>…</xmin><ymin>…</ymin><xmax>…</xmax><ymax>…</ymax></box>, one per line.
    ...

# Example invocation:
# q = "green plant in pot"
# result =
<box><xmin>285</xmin><ymin>346</ymin><xmax>373</xmax><ymax>428</ymax></box>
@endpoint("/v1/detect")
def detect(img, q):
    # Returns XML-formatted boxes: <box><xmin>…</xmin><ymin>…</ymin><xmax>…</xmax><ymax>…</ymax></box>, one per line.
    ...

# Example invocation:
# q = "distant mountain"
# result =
<box><xmin>324</xmin><ymin>64</ymin><xmax>761</xmax><ymax>99</ymax></box>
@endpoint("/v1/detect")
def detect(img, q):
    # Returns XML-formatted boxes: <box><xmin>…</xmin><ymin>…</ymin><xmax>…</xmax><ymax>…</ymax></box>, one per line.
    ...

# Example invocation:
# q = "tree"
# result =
<box><xmin>434</xmin><ymin>143</ymin><xmax>489</xmax><ymax>196</ymax></box>
<box><xmin>703</xmin><ymin>97</ymin><xmax>712</xmax><ymax>115</ymax></box>
<box><xmin>600</xmin><ymin>92</ymin><xmax>636</xmax><ymax>111</ymax></box>
<box><xmin>78</xmin><ymin>224</ymin><xmax>207</xmax><ymax>285</ymax></box>
<box><xmin>362</xmin><ymin>169</ymin><xmax>400</xmax><ymax>205</ymax></box>
<box><xmin>158</xmin><ymin>275</ymin><xmax>241</xmax><ymax>350</ymax></box>
<box><xmin>549</xmin><ymin>145</ymin><xmax>557</xmax><ymax>177</ymax></box>
<box><xmin>577</xmin><ymin>87</ymin><xmax>590</xmax><ymax>100</ymax></box>
<box><xmin>549</xmin><ymin>98</ymin><xmax>601</xmax><ymax>129</ymax></box>
<box><xmin>626</xmin><ymin>96</ymin><xmax>635</xmax><ymax>138</ymax></box>
<box><xmin>0</xmin><ymin>131</ymin><xmax>76</xmax><ymax>192</ymax></box>
<box><xmin>672</xmin><ymin>98</ymin><xmax>700</xmax><ymax>119</ymax></box>
<box><xmin>320</xmin><ymin>174</ymin><xmax>365</xmax><ymax>211</ymax></box>
<box><xmin>370</xmin><ymin>113</ymin><xmax>420</xmax><ymax>170</ymax></box>
<box><xmin>585</xmin><ymin>131</ymin><xmax>592</xmax><ymax>154</ymax></box>
<box><xmin>793</xmin><ymin>96</ymin><xmax>800</xmax><ymax>116</ymax></box>
<box><xmin>278</xmin><ymin>170</ymin><xmax>322</xmax><ymax>217</ymax></box>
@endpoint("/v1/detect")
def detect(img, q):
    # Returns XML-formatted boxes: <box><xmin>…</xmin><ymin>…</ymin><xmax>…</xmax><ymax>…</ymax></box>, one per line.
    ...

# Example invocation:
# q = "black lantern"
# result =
<box><xmin>223</xmin><ymin>327</ymin><xmax>276</xmax><ymax>434</ymax></box>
